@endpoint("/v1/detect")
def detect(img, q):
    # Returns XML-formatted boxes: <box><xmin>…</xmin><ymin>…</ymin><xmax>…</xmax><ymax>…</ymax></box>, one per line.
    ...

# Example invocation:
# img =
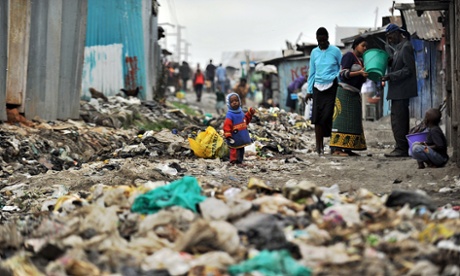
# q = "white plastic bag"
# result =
<box><xmin>304</xmin><ymin>99</ymin><xmax>313</xmax><ymax>120</ymax></box>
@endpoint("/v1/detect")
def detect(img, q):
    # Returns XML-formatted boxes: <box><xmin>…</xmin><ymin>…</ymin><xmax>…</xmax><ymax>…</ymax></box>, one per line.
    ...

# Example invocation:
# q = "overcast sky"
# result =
<box><xmin>158</xmin><ymin>0</ymin><xmax>414</xmax><ymax>68</ymax></box>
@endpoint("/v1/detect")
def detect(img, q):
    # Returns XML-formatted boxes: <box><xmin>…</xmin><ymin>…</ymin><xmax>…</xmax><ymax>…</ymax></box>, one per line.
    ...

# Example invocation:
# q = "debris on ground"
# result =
<box><xmin>0</xmin><ymin>95</ymin><xmax>459</xmax><ymax>275</ymax></box>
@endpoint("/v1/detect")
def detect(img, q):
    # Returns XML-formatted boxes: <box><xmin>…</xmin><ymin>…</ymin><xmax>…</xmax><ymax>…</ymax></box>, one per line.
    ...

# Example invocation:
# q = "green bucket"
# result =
<box><xmin>363</xmin><ymin>49</ymin><xmax>389</xmax><ymax>82</ymax></box>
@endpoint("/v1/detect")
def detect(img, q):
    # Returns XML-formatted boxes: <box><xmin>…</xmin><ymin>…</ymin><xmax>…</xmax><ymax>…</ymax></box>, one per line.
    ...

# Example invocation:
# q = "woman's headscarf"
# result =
<box><xmin>226</xmin><ymin>92</ymin><xmax>242</xmax><ymax>113</ymax></box>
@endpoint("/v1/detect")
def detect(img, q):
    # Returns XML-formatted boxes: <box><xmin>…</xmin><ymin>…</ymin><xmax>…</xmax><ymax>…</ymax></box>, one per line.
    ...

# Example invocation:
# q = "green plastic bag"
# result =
<box><xmin>228</xmin><ymin>250</ymin><xmax>311</xmax><ymax>276</ymax></box>
<box><xmin>131</xmin><ymin>176</ymin><xmax>206</xmax><ymax>214</ymax></box>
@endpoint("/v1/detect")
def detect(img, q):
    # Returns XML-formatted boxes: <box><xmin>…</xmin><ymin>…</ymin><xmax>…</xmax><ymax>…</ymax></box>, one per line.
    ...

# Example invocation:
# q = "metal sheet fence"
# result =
<box><xmin>1</xmin><ymin>0</ymin><xmax>87</xmax><ymax>121</ymax></box>
<box><xmin>0</xmin><ymin>0</ymin><xmax>161</xmax><ymax>121</ymax></box>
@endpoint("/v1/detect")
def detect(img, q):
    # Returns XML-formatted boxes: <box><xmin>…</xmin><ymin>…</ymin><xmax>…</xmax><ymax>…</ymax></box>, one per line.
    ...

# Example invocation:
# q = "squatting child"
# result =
<box><xmin>411</xmin><ymin>108</ymin><xmax>449</xmax><ymax>169</ymax></box>
<box><xmin>223</xmin><ymin>92</ymin><xmax>256</xmax><ymax>165</ymax></box>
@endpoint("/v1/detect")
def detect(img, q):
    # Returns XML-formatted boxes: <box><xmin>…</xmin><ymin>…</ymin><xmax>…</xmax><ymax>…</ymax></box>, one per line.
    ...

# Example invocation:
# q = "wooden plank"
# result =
<box><xmin>6</xmin><ymin>0</ymin><xmax>30</xmax><ymax>107</ymax></box>
<box><xmin>455</xmin><ymin>0</ymin><xmax>460</xmax><ymax>166</ymax></box>
<box><xmin>414</xmin><ymin>1</ymin><xmax>450</xmax><ymax>11</ymax></box>
<box><xmin>0</xmin><ymin>0</ymin><xmax>8</xmax><ymax>121</ymax></box>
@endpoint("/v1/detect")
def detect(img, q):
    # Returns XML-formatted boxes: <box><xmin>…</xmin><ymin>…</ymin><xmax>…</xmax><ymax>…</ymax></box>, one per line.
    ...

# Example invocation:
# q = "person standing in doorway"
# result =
<box><xmin>286</xmin><ymin>74</ymin><xmax>307</xmax><ymax>113</ymax></box>
<box><xmin>205</xmin><ymin>59</ymin><xmax>217</xmax><ymax>93</ymax></box>
<box><xmin>330</xmin><ymin>36</ymin><xmax>368</xmax><ymax>156</ymax></box>
<box><xmin>306</xmin><ymin>27</ymin><xmax>342</xmax><ymax>155</ymax></box>
<box><xmin>381</xmin><ymin>23</ymin><xmax>417</xmax><ymax>157</ymax></box>
<box><xmin>216</xmin><ymin>63</ymin><xmax>227</xmax><ymax>94</ymax></box>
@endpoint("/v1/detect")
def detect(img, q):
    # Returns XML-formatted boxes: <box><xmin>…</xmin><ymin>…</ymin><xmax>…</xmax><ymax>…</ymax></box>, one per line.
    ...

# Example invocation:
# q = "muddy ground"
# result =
<box><xmin>3</xmin><ymin>89</ymin><xmax>459</xmax><ymax>209</ymax></box>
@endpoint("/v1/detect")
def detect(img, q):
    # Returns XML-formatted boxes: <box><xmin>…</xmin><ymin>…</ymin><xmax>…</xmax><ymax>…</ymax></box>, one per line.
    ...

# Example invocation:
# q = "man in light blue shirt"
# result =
<box><xmin>216</xmin><ymin>64</ymin><xmax>227</xmax><ymax>93</ymax></box>
<box><xmin>306</xmin><ymin>27</ymin><xmax>342</xmax><ymax>155</ymax></box>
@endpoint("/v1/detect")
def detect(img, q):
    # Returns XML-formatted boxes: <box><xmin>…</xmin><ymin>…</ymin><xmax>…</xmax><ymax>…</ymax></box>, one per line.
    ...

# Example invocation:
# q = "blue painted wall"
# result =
<box><xmin>85</xmin><ymin>0</ymin><xmax>146</xmax><ymax>99</ymax></box>
<box><xmin>382</xmin><ymin>39</ymin><xmax>440</xmax><ymax>120</ymax></box>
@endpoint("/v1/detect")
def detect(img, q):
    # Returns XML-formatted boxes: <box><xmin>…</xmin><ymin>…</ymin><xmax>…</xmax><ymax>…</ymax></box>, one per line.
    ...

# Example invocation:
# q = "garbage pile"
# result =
<box><xmin>0</xmin><ymin>122</ymin><xmax>132</xmax><ymax>178</ymax></box>
<box><xmin>0</xmin><ymin>97</ymin><xmax>314</xmax><ymax>179</ymax></box>
<box><xmin>1</xmin><ymin>175</ymin><xmax>459</xmax><ymax>275</ymax></box>
<box><xmin>80</xmin><ymin>96</ymin><xmax>204</xmax><ymax>130</ymax></box>
<box><xmin>81</xmin><ymin>96</ymin><xmax>315</xmax><ymax>157</ymax></box>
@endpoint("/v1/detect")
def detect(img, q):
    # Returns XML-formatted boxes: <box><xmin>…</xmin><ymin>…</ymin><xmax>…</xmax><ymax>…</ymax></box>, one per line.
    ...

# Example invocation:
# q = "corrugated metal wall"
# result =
<box><xmin>83</xmin><ymin>0</ymin><xmax>147</xmax><ymax>100</ymax></box>
<box><xmin>382</xmin><ymin>40</ymin><xmax>442</xmax><ymax>121</ymax></box>
<box><xmin>58</xmin><ymin>0</ymin><xmax>88</xmax><ymax>119</ymax></box>
<box><xmin>0</xmin><ymin>0</ymin><xmax>87</xmax><ymax>121</ymax></box>
<box><xmin>0</xmin><ymin>0</ymin><xmax>160</xmax><ymax>122</ymax></box>
<box><xmin>411</xmin><ymin>39</ymin><xmax>442</xmax><ymax>120</ymax></box>
<box><xmin>277</xmin><ymin>59</ymin><xmax>309</xmax><ymax>112</ymax></box>
<box><xmin>0</xmin><ymin>1</ymin><xmax>8</xmax><ymax>121</ymax></box>
<box><xmin>25</xmin><ymin>0</ymin><xmax>87</xmax><ymax>121</ymax></box>
<box><xmin>6</xmin><ymin>0</ymin><xmax>30</xmax><ymax>110</ymax></box>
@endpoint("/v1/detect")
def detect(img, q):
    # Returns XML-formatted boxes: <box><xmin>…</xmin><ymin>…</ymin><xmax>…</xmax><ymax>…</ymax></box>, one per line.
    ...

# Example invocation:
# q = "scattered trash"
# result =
<box><xmin>386</xmin><ymin>190</ymin><xmax>436</xmax><ymax>211</ymax></box>
<box><xmin>131</xmin><ymin>176</ymin><xmax>206</xmax><ymax>214</ymax></box>
<box><xmin>228</xmin><ymin>250</ymin><xmax>311</xmax><ymax>276</ymax></box>
<box><xmin>0</xmin><ymin>92</ymin><xmax>458</xmax><ymax>276</ymax></box>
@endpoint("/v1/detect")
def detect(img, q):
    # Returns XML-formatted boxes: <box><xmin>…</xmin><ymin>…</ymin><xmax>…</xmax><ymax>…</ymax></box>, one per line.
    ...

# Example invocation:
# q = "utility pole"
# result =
<box><xmin>374</xmin><ymin>7</ymin><xmax>379</xmax><ymax>29</ymax></box>
<box><xmin>158</xmin><ymin>22</ymin><xmax>175</xmax><ymax>53</ymax></box>
<box><xmin>176</xmin><ymin>25</ymin><xmax>185</xmax><ymax>63</ymax></box>
<box><xmin>182</xmin><ymin>41</ymin><xmax>191</xmax><ymax>62</ymax></box>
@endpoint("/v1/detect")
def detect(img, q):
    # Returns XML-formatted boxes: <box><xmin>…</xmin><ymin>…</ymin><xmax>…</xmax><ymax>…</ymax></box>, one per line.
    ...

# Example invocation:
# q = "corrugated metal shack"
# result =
<box><xmin>0</xmin><ymin>0</ymin><xmax>162</xmax><ymax>121</ymax></box>
<box><xmin>341</xmin><ymin>7</ymin><xmax>444</xmax><ymax>121</ymax></box>
<box><xmin>397</xmin><ymin>4</ymin><xmax>444</xmax><ymax>119</ymax></box>
<box><xmin>412</xmin><ymin>0</ymin><xmax>460</xmax><ymax>166</ymax></box>
<box><xmin>257</xmin><ymin>46</ymin><xmax>316</xmax><ymax>112</ymax></box>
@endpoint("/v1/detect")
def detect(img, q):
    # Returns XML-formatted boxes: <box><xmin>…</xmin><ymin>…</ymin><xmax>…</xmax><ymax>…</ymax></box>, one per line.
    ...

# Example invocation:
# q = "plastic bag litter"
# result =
<box><xmin>1</xmin><ymin>253</ymin><xmax>44</xmax><ymax>276</ymax></box>
<box><xmin>418</xmin><ymin>223</ymin><xmax>455</xmax><ymax>243</ymax></box>
<box><xmin>228</xmin><ymin>250</ymin><xmax>311</xmax><ymax>276</ymax></box>
<box><xmin>60</xmin><ymin>258</ymin><xmax>103</xmax><ymax>276</ymax></box>
<box><xmin>386</xmin><ymin>190</ymin><xmax>436</xmax><ymax>211</ymax></box>
<box><xmin>233</xmin><ymin>212</ymin><xmax>289</xmax><ymax>251</ymax></box>
<box><xmin>53</xmin><ymin>195</ymin><xmax>88</xmax><ymax>215</ymax></box>
<box><xmin>323</xmin><ymin>204</ymin><xmax>361</xmax><ymax>226</ymax></box>
<box><xmin>188</xmin><ymin>126</ymin><xmax>228</xmax><ymax>158</ymax></box>
<box><xmin>142</xmin><ymin>248</ymin><xmax>190</xmax><ymax>275</ymax></box>
<box><xmin>320</xmin><ymin>184</ymin><xmax>342</xmax><ymax>206</ymax></box>
<box><xmin>199</xmin><ymin>197</ymin><xmax>230</xmax><ymax>221</ymax></box>
<box><xmin>174</xmin><ymin>219</ymin><xmax>242</xmax><ymax>257</ymax></box>
<box><xmin>131</xmin><ymin>176</ymin><xmax>206</xmax><ymax>215</ymax></box>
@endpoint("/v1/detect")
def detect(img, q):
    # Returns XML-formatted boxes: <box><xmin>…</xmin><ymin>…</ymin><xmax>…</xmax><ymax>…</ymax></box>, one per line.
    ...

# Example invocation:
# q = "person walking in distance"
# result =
<box><xmin>216</xmin><ymin>63</ymin><xmax>227</xmax><ymax>94</ymax></box>
<box><xmin>193</xmin><ymin>68</ymin><xmax>205</xmax><ymax>102</ymax></box>
<box><xmin>179</xmin><ymin>61</ymin><xmax>191</xmax><ymax>92</ymax></box>
<box><xmin>205</xmin><ymin>59</ymin><xmax>217</xmax><ymax>93</ymax></box>
<box><xmin>381</xmin><ymin>24</ymin><xmax>418</xmax><ymax>157</ymax></box>
<box><xmin>306</xmin><ymin>27</ymin><xmax>342</xmax><ymax>155</ymax></box>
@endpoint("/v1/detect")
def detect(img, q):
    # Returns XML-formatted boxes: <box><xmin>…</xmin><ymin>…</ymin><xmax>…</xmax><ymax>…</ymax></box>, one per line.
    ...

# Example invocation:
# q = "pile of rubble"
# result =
<box><xmin>0</xmin><ymin>96</ymin><xmax>314</xmax><ymax>179</ymax></box>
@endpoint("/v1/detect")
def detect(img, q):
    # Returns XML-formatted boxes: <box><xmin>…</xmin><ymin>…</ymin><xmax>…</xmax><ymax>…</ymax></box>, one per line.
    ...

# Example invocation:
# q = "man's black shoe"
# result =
<box><xmin>384</xmin><ymin>150</ymin><xmax>409</xmax><ymax>158</ymax></box>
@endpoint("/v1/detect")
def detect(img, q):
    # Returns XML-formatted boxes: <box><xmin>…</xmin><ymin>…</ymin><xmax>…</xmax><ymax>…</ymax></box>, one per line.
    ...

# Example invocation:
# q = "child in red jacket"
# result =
<box><xmin>223</xmin><ymin>92</ymin><xmax>256</xmax><ymax>165</ymax></box>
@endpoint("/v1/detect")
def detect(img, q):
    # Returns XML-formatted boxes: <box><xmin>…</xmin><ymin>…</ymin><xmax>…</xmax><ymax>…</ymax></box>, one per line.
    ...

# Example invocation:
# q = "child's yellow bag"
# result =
<box><xmin>188</xmin><ymin>126</ymin><xmax>228</xmax><ymax>158</ymax></box>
